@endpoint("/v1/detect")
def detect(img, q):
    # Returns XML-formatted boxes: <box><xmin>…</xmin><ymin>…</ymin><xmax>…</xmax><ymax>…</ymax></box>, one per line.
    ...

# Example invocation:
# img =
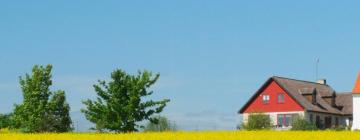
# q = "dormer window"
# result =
<box><xmin>312</xmin><ymin>89</ymin><xmax>317</xmax><ymax>105</ymax></box>
<box><xmin>262</xmin><ymin>94</ymin><xmax>270</xmax><ymax>104</ymax></box>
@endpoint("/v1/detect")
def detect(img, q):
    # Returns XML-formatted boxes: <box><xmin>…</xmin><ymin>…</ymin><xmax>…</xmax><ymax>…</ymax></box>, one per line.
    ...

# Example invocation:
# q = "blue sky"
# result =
<box><xmin>1</xmin><ymin>0</ymin><xmax>360</xmax><ymax>130</ymax></box>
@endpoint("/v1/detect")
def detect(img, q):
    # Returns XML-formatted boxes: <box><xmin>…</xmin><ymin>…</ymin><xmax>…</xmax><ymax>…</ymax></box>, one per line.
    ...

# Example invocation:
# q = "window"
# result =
<box><xmin>309</xmin><ymin>114</ymin><xmax>313</xmax><ymax>123</ymax></box>
<box><xmin>277</xmin><ymin>114</ymin><xmax>298</xmax><ymax>127</ymax></box>
<box><xmin>278</xmin><ymin>93</ymin><xmax>285</xmax><ymax>103</ymax></box>
<box><xmin>277</xmin><ymin>115</ymin><xmax>283</xmax><ymax>126</ymax></box>
<box><xmin>316</xmin><ymin>116</ymin><xmax>321</xmax><ymax>128</ymax></box>
<box><xmin>285</xmin><ymin>115</ymin><xmax>291</xmax><ymax>126</ymax></box>
<box><xmin>262</xmin><ymin>94</ymin><xmax>270</xmax><ymax>104</ymax></box>
<box><xmin>335</xmin><ymin>117</ymin><xmax>339</xmax><ymax>126</ymax></box>
<box><xmin>325</xmin><ymin>116</ymin><xmax>332</xmax><ymax>128</ymax></box>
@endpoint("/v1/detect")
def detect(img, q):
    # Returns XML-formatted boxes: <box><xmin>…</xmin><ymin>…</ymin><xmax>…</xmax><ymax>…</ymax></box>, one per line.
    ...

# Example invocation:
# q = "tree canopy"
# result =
<box><xmin>11</xmin><ymin>65</ymin><xmax>72</xmax><ymax>132</ymax></box>
<box><xmin>82</xmin><ymin>69</ymin><xmax>170</xmax><ymax>132</ymax></box>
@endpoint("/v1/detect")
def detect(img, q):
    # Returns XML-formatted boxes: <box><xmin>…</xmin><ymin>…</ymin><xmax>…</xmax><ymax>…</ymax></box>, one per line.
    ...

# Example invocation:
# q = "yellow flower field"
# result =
<box><xmin>1</xmin><ymin>131</ymin><xmax>360</xmax><ymax>140</ymax></box>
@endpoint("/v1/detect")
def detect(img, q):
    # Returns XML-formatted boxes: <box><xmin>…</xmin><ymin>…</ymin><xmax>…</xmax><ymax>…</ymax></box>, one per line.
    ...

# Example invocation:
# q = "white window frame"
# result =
<box><xmin>262</xmin><ymin>94</ymin><xmax>270</xmax><ymax>104</ymax></box>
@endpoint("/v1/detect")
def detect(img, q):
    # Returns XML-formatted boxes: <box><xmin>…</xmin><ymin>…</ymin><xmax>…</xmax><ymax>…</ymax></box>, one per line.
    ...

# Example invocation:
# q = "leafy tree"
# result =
<box><xmin>48</xmin><ymin>90</ymin><xmax>73</xmax><ymax>132</ymax></box>
<box><xmin>11</xmin><ymin>65</ymin><xmax>72</xmax><ymax>132</ymax></box>
<box><xmin>242</xmin><ymin>112</ymin><xmax>271</xmax><ymax>130</ymax></box>
<box><xmin>0</xmin><ymin>114</ymin><xmax>11</xmax><ymax>129</ymax></box>
<box><xmin>143</xmin><ymin>116</ymin><xmax>177</xmax><ymax>132</ymax></box>
<box><xmin>82</xmin><ymin>69</ymin><xmax>170</xmax><ymax>133</ymax></box>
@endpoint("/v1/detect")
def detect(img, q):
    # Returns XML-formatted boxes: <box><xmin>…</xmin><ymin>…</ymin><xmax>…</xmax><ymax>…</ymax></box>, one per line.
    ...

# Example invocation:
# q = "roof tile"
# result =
<box><xmin>272</xmin><ymin>76</ymin><xmax>351</xmax><ymax>115</ymax></box>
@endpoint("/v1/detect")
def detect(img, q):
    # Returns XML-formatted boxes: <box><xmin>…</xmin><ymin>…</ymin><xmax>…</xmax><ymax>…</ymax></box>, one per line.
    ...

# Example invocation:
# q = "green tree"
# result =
<box><xmin>11</xmin><ymin>65</ymin><xmax>72</xmax><ymax>132</ymax></box>
<box><xmin>82</xmin><ymin>69</ymin><xmax>170</xmax><ymax>133</ymax></box>
<box><xmin>48</xmin><ymin>90</ymin><xmax>73</xmax><ymax>132</ymax></box>
<box><xmin>242</xmin><ymin>112</ymin><xmax>271</xmax><ymax>130</ymax></box>
<box><xmin>0</xmin><ymin>114</ymin><xmax>11</xmax><ymax>129</ymax></box>
<box><xmin>143</xmin><ymin>116</ymin><xmax>177</xmax><ymax>132</ymax></box>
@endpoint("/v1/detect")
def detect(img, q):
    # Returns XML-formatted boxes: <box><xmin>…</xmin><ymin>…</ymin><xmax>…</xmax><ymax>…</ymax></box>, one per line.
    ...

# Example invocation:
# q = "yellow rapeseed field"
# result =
<box><xmin>1</xmin><ymin>130</ymin><xmax>360</xmax><ymax>140</ymax></box>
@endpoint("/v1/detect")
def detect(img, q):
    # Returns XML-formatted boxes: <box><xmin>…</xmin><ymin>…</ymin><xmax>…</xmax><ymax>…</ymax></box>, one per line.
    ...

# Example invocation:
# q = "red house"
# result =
<box><xmin>239</xmin><ymin>76</ymin><xmax>353</xmax><ymax>129</ymax></box>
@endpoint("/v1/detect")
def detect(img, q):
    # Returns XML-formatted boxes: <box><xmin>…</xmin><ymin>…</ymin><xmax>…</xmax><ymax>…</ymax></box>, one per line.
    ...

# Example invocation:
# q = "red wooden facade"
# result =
<box><xmin>243</xmin><ymin>80</ymin><xmax>304</xmax><ymax>113</ymax></box>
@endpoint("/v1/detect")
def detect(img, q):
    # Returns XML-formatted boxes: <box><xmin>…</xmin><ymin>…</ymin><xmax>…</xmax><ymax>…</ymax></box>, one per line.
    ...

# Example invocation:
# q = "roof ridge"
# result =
<box><xmin>272</xmin><ymin>76</ymin><xmax>331</xmax><ymax>87</ymax></box>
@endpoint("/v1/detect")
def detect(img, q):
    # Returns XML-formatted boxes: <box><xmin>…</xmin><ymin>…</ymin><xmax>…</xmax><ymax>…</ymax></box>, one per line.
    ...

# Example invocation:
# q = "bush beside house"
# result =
<box><xmin>291</xmin><ymin>116</ymin><xmax>317</xmax><ymax>130</ymax></box>
<box><xmin>242</xmin><ymin>113</ymin><xmax>271</xmax><ymax>130</ymax></box>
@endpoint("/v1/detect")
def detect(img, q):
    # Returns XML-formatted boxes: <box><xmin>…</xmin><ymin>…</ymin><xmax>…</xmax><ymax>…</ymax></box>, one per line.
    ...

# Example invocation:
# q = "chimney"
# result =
<box><xmin>317</xmin><ymin>79</ymin><xmax>327</xmax><ymax>85</ymax></box>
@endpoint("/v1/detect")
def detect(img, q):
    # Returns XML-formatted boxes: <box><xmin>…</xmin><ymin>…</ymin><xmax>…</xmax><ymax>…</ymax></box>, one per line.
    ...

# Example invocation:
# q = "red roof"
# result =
<box><xmin>354</xmin><ymin>71</ymin><xmax>360</xmax><ymax>94</ymax></box>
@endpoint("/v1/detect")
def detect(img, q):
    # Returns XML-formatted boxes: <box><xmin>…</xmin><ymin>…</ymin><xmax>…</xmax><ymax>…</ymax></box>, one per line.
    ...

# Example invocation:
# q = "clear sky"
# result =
<box><xmin>1</xmin><ymin>0</ymin><xmax>360</xmax><ymax>130</ymax></box>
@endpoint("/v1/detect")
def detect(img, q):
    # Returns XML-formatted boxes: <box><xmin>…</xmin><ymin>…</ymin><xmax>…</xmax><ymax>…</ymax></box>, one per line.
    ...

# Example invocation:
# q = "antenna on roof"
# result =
<box><xmin>316</xmin><ymin>58</ymin><xmax>320</xmax><ymax>81</ymax></box>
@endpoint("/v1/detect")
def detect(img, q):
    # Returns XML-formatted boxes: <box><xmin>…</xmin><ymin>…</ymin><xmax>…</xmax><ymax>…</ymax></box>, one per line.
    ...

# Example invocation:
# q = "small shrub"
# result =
<box><xmin>330</xmin><ymin>125</ymin><xmax>347</xmax><ymax>131</ymax></box>
<box><xmin>242</xmin><ymin>113</ymin><xmax>271</xmax><ymax>130</ymax></box>
<box><xmin>346</xmin><ymin>124</ymin><xmax>352</xmax><ymax>130</ymax></box>
<box><xmin>0</xmin><ymin>114</ymin><xmax>11</xmax><ymax>129</ymax></box>
<box><xmin>143</xmin><ymin>116</ymin><xmax>177</xmax><ymax>132</ymax></box>
<box><xmin>291</xmin><ymin>116</ymin><xmax>317</xmax><ymax>130</ymax></box>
